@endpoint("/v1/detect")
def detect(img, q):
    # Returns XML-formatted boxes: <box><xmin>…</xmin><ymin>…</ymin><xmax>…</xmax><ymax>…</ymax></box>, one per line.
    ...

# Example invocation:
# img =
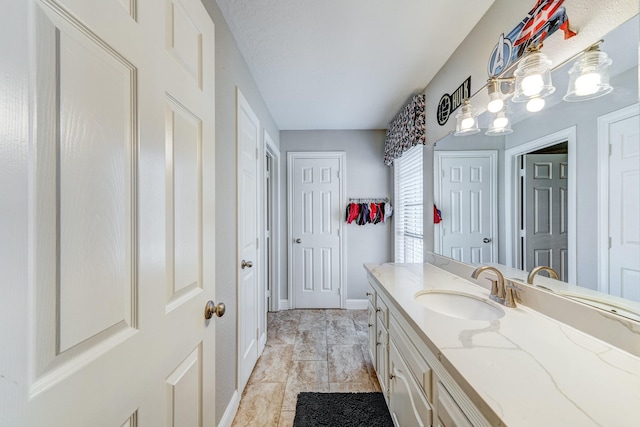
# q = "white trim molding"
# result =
<box><xmin>346</xmin><ymin>299</ymin><xmax>368</xmax><ymax>310</ymax></box>
<box><xmin>287</xmin><ymin>151</ymin><xmax>347</xmax><ymax>309</ymax></box>
<box><xmin>504</xmin><ymin>126</ymin><xmax>577</xmax><ymax>284</ymax></box>
<box><xmin>597</xmin><ymin>103</ymin><xmax>640</xmax><ymax>294</ymax></box>
<box><xmin>217</xmin><ymin>390</ymin><xmax>240</xmax><ymax>427</ymax></box>
<box><xmin>278</xmin><ymin>299</ymin><xmax>290</xmax><ymax>310</ymax></box>
<box><xmin>264</xmin><ymin>130</ymin><xmax>281</xmax><ymax>313</ymax></box>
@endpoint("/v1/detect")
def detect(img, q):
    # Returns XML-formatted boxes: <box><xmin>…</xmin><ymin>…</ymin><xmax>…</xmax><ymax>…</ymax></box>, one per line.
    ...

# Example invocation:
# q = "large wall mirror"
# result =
<box><xmin>432</xmin><ymin>15</ymin><xmax>639</xmax><ymax>322</ymax></box>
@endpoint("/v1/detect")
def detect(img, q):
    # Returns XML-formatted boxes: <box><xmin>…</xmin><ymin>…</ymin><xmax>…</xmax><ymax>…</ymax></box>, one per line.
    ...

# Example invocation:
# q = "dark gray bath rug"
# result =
<box><xmin>293</xmin><ymin>392</ymin><xmax>394</xmax><ymax>427</ymax></box>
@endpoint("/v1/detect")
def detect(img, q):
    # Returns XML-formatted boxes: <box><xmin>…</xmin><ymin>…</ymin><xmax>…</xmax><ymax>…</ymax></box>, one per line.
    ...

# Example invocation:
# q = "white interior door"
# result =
<box><xmin>607</xmin><ymin>111</ymin><xmax>640</xmax><ymax>301</ymax></box>
<box><xmin>237</xmin><ymin>89</ymin><xmax>260</xmax><ymax>392</ymax></box>
<box><xmin>1</xmin><ymin>0</ymin><xmax>217</xmax><ymax>425</ymax></box>
<box><xmin>288</xmin><ymin>152</ymin><xmax>345</xmax><ymax>309</ymax></box>
<box><xmin>523</xmin><ymin>154</ymin><xmax>569</xmax><ymax>281</ymax></box>
<box><xmin>435</xmin><ymin>151</ymin><xmax>497</xmax><ymax>263</ymax></box>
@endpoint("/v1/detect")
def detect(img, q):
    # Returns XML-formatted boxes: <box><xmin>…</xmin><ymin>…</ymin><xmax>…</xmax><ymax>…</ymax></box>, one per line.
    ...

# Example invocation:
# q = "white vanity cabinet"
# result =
<box><xmin>367</xmin><ymin>277</ymin><xmax>490</xmax><ymax>427</ymax></box>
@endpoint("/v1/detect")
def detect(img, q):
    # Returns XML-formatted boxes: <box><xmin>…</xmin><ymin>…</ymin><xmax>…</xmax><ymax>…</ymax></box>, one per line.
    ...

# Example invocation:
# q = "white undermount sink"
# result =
<box><xmin>414</xmin><ymin>290</ymin><xmax>505</xmax><ymax>321</ymax></box>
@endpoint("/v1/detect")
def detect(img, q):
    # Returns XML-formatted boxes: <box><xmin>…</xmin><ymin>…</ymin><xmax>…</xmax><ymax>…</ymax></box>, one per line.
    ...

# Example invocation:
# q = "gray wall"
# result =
<box><xmin>200</xmin><ymin>1</ymin><xmax>281</xmax><ymax>423</ymax></box>
<box><xmin>280</xmin><ymin>130</ymin><xmax>392</xmax><ymax>301</ymax></box>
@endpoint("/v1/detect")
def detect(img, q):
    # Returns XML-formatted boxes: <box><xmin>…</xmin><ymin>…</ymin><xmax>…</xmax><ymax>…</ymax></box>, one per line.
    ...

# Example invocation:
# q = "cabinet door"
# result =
<box><xmin>376</xmin><ymin>317</ymin><xmax>389</xmax><ymax>399</ymax></box>
<box><xmin>389</xmin><ymin>342</ymin><xmax>433</xmax><ymax>427</ymax></box>
<box><xmin>368</xmin><ymin>302</ymin><xmax>377</xmax><ymax>364</ymax></box>
<box><xmin>436</xmin><ymin>381</ymin><xmax>473</xmax><ymax>427</ymax></box>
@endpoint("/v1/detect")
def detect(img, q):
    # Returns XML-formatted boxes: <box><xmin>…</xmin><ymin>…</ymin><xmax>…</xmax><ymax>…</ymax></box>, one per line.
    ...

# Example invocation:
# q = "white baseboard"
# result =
<box><xmin>278</xmin><ymin>299</ymin><xmax>290</xmax><ymax>310</ymax></box>
<box><xmin>346</xmin><ymin>299</ymin><xmax>368</xmax><ymax>310</ymax></box>
<box><xmin>217</xmin><ymin>390</ymin><xmax>240</xmax><ymax>427</ymax></box>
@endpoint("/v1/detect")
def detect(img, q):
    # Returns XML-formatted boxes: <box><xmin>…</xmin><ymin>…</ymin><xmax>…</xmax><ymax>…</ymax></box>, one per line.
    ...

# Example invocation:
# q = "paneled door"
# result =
<box><xmin>606</xmin><ymin>107</ymin><xmax>640</xmax><ymax>301</ymax></box>
<box><xmin>288</xmin><ymin>152</ymin><xmax>345</xmax><ymax>309</ymax></box>
<box><xmin>1</xmin><ymin>0</ymin><xmax>217</xmax><ymax>425</ymax></box>
<box><xmin>523</xmin><ymin>154</ymin><xmax>569</xmax><ymax>281</ymax></box>
<box><xmin>434</xmin><ymin>151</ymin><xmax>497</xmax><ymax>263</ymax></box>
<box><xmin>237</xmin><ymin>89</ymin><xmax>261</xmax><ymax>393</ymax></box>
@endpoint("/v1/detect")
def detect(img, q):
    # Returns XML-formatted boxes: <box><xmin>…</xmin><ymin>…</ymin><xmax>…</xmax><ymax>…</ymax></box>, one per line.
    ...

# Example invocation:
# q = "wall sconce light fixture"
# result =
<box><xmin>563</xmin><ymin>43</ymin><xmax>613</xmax><ymax>101</ymax></box>
<box><xmin>454</xmin><ymin>99</ymin><xmax>480</xmax><ymax>136</ymax></box>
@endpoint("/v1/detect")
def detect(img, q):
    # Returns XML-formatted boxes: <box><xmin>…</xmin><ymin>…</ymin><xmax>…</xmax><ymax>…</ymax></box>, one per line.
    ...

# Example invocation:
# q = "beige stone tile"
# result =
<box><xmin>249</xmin><ymin>344</ymin><xmax>293</xmax><ymax>384</ymax></box>
<box><xmin>282</xmin><ymin>361</ymin><xmax>329</xmax><ymax>411</ymax></box>
<box><xmin>356</xmin><ymin>329</ymin><xmax>369</xmax><ymax>346</ymax></box>
<box><xmin>297</xmin><ymin>309</ymin><xmax>327</xmax><ymax>330</ymax></box>
<box><xmin>277</xmin><ymin>410</ymin><xmax>295</xmax><ymax>427</ymax></box>
<box><xmin>351</xmin><ymin>309</ymin><xmax>369</xmax><ymax>328</ymax></box>
<box><xmin>267</xmin><ymin>319</ymin><xmax>298</xmax><ymax>345</ymax></box>
<box><xmin>231</xmin><ymin>382</ymin><xmax>285</xmax><ymax>427</ymax></box>
<box><xmin>327</xmin><ymin>319</ymin><xmax>359</xmax><ymax>344</ymax></box>
<box><xmin>293</xmin><ymin>329</ymin><xmax>327</xmax><ymax>361</ymax></box>
<box><xmin>361</xmin><ymin>345</ymin><xmax>382</xmax><ymax>392</ymax></box>
<box><xmin>325</xmin><ymin>309</ymin><xmax>352</xmax><ymax>322</ymax></box>
<box><xmin>328</xmin><ymin>344</ymin><xmax>371</xmax><ymax>383</ymax></box>
<box><xmin>329</xmin><ymin>381</ymin><xmax>378</xmax><ymax>392</ymax></box>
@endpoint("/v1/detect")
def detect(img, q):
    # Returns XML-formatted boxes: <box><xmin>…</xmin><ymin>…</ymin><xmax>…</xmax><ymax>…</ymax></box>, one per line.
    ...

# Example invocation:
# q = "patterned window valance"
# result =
<box><xmin>383</xmin><ymin>93</ymin><xmax>426</xmax><ymax>166</ymax></box>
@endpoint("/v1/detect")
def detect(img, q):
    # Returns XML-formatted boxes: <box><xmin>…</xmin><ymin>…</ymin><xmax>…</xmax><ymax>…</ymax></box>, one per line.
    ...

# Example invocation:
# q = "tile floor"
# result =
<box><xmin>231</xmin><ymin>309</ymin><xmax>381</xmax><ymax>427</ymax></box>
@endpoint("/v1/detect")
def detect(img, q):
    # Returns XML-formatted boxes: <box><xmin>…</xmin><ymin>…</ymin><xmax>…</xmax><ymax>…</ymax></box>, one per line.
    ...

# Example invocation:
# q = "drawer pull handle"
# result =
<box><xmin>366</xmin><ymin>292</ymin><xmax>373</xmax><ymax>296</ymax></box>
<box><xmin>368</xmin><ymin>323</ymin><xmax>373</xmax><ymax>328</ymax></box>
<box><xmin>376</xmin><ymin>308</ymin><xmax>382</xmax><ymax>313</ymax></box>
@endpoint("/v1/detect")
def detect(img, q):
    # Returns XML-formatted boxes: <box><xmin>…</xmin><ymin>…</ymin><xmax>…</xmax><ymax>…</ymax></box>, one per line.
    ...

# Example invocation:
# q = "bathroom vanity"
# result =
<box><xmin>364</xmin><ymin>261</ymin><xmax>640</xmax><ymax>426</ymax></box>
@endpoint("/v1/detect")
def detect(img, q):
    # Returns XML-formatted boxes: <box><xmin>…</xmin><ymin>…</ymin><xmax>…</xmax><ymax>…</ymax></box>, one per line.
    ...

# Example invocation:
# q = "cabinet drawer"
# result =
<box><xmin>390</xmin><ymin>315</ymin><xmax>433</xmax><ymax>402</ymax></box>
<box><xmin>376</xmin><ymin>296</ymin><xmax>389</xmax><ymax>328</ymax></box>
<box><xmin>436</xmin><ymin>381</ymin><xmax>473</xmax><ymax>427</ymax></box>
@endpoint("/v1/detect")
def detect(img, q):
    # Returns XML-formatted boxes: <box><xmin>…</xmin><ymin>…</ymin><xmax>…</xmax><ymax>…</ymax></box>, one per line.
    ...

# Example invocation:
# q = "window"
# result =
<box><xmin>394</xmin><ymin>144</ymin><xmax>423</xmax><ymax>262</ymax></box>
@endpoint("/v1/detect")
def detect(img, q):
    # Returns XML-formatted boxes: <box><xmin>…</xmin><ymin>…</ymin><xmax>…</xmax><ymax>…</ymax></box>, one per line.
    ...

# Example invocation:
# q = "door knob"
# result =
<box><xmin>204</xmin><ymin>301</ymin><xmax>226</xmax><ymax>319</ymax></box>
<box><xmin>241</xmin><ymin>259</ymin><xmax>253</xmax><ymax>269</ymax></box>
<box><xmin>483</xmin><ymin>238</ymin><xmax>492</xmax><ymax>243</ymax></box>
<box><xmin>295</xmin><ymin>238</ymin><xmax>302</xmax><ymax>244</ymax></box>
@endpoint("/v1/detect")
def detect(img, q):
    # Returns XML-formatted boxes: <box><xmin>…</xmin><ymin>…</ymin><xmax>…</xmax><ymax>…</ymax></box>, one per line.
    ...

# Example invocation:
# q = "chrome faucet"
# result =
<box><xmin>471</xmin><ymin>265</ymin><xmax>521</xmax><ymax>308</ymax></box>
<box><xmin>527</xmin><ymin>266</ymin><xmax>559</xmax><ymax>284</ymax></box>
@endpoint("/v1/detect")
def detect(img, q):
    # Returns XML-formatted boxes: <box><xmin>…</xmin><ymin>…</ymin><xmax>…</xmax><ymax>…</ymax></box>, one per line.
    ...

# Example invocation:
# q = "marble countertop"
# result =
<box><xmin>364</xmin><ymin>262</ymin><xmax>640</xmax><ymax>427</ymax></box>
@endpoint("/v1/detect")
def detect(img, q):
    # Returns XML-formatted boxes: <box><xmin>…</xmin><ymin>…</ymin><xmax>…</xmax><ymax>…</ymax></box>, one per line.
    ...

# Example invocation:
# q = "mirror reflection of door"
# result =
<box><xmin>521</xmin><ymin>147</ymin><xmax>569</xmax><ymax>281</ymax></box>
<box><xmin>434</xmin><ymin>151</ymin><xmax>497</xmax><ymax>263</ymax></box>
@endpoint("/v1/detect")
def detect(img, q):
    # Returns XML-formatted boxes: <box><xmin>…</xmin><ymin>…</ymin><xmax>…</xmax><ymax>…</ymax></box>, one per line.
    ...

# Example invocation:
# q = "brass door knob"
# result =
<box><xmin>241</xmin><ymin>259</ymin><xmax>253</xmax><ymax>269</ymax></box>
<box><xmin>204</xmin><ymin>301</ymin><xmax>226</xmax><ymax>319</ymax></box>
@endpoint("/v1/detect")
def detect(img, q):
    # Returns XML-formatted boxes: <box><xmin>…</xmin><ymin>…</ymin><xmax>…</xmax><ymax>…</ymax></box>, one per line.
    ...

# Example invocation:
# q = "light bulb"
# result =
<box><xmin>487</xmin><ymin>96</ymin><xmax>504</xmax><ymax>113</ymax></box>
<box><xmin>575</xmin><ymin>72</ymin><xmax>601</xmax><ymax>96</ymax></box>
<box><xmin>461</xmin><ymin>117</ymin><xmax>475</xmax><ymax>130</ymax></box>
<box><xmin>526</xmin><ymin>97</ymin><xmax>545</xmax><ymax>112</ymax></box>
<box><xmin>493</xmin><ymin>116</ymin><xmax>509</xmax><ymax>129</ymax></box>
<box><xmin>521</xmin><ymin>74</ymin><xmax>544</xmax><ymax>96</ymax></box>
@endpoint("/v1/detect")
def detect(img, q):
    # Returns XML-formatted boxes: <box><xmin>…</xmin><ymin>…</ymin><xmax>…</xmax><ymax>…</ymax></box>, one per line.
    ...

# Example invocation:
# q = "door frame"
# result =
<box><xmin>504</xmin><ymin>126</ymin><xmax>576</xmax><ymax>283</ymax></box>
<box><xmin>433</xmin><ymin>150</ymin><xmax>498</xmax><ymax>262</ymax></box>
<box><xmin>597</xmin><ymin>103</ymin><xmax>639</xmax><ymax>294</ymax></box>
<box><xmin>236</xmin><ymin>87</ymin><xmax>261</xmax><ymax>393</ymax></box>
<box><xmin>287</xmin><ymin>151</ymin><xmax>347</xmax><ymax>309</ymax></box>
<box><xmin>264</xmin><ymin>130</ymin><xmax>281</xmax><ymax>313</ymax></box>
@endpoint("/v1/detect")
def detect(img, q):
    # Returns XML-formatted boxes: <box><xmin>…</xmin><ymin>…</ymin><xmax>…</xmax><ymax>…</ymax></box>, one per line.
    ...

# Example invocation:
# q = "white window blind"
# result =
<box><xmin>394</xmin><ymin>145</ymin><xmax>423</xmax><ymax>263</ymax></box>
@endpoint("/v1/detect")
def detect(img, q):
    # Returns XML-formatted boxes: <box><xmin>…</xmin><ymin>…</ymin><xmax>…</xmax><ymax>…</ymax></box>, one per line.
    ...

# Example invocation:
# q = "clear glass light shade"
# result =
<box><xmin>512</xmin><ymin>51</ymin><xmax>555</xmax><ymax>102</ymax></box>
<box><xmin>487</xmin><ymin>91</ymin><xmax>504</xmax><ymax>113</ymax></box>
<box><xmin>526</xmin><ymin>97</ymin><xmax>545</xmax><ymax>112</ymax></box>
<box><xmin>485</xmin><ymin>109</ymin><xmax>513</xmax><ymax>136</ymax></box>
<box><xmin>563</xmin><ymin>50</ymin><xmax>613</xmax><ymax>101</ymax></box>
<box><xmin>454</xmin><ymin>100</ymin><xmax>480</xmax><ymax>136</ymax></box>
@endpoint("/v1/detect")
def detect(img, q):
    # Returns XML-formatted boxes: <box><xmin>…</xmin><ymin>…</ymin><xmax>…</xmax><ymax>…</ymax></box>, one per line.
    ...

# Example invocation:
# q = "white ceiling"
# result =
<box><xmin>216</xmin><ymin>0</ymin><xmax>495</xmax><ymax>130</ymax></box>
